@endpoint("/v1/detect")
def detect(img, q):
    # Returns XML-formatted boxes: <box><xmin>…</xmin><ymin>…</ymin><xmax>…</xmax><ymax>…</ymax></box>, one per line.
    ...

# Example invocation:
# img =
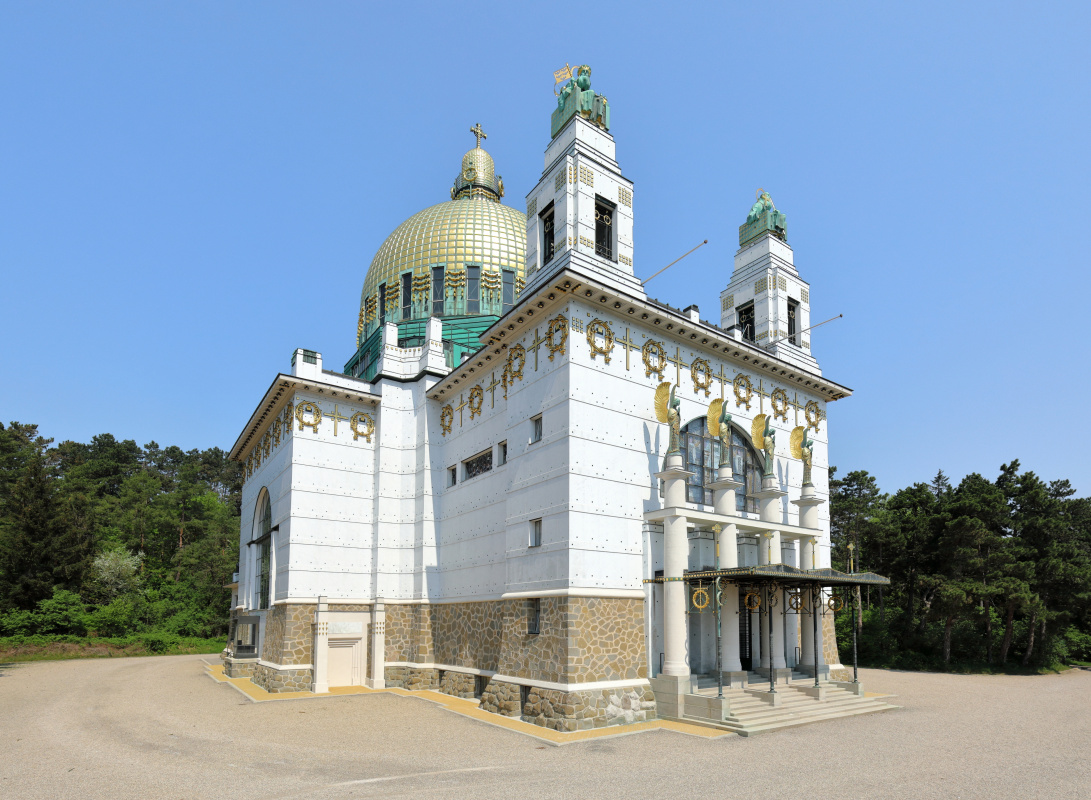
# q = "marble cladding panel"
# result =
<box><xmin>523</xmin><ymin>685</ymin><xmax>657</xmax><ymax>732</ymax></box>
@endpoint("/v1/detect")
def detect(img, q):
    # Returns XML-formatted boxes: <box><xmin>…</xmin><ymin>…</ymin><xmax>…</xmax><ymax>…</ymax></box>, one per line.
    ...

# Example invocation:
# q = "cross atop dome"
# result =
<box><xmin>470</xmin><ymin>123</ymin><xmax>487</xmax><ymax>149</ymax></box>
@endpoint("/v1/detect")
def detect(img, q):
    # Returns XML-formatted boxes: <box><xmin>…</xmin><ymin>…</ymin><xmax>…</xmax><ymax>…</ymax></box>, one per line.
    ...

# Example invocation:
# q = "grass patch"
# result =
<box><xmin>0</xmin><ymin>634</ymin><xmax>225</xmax><ymax>662</ymax></box>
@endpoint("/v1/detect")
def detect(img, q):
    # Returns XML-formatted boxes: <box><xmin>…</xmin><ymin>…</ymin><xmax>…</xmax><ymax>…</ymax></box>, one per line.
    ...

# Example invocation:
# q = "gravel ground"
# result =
<box><xmin>1</xmin><ymin>655</ymin><xmax>1088</xmax><ymax>800</ymax></box>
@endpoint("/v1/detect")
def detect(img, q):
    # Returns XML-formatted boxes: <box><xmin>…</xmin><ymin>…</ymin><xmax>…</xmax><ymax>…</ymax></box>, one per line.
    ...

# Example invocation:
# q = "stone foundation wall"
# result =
<box><xmin>384</xmin><ymin>666</ymin><xmax>439</xmax><ymax>690</ymax></box>
<box><xmin>261</xmin><ymin>606</ymin><xmax>284</xmax><ymax>662</ymax></box>
<box><xmin>822</xmin><ymin>613</ymin><xmax>843</xmax><ymax>669</ymax></box>
<box><xmin>438</xmin><ymin>670</ymin><xmax>477</xmax><ymax>699</ymax></box>
<box><xmin>479</xmin><ymin>679</ymin><xmax>522</xmax><ymax>716</ymax></box>
<box><xmin>252</xmin><ymin>663</ymin><xmax>312</xmax><ymax>693</ymax></box>
<box><xmin>281</xmin><ymin>603</ymin><xmax>317</xmax><ymax>666</ymax></box>
<box><xmin>524</xmin><ymin>685</ymin><xmax>657</xmax><ymax>732</ymax></box>
<box><xmin>224</xmin><ymin>658</ymin><xmax>256</xmax><ymax>678</ymax></box>
<box><xmin>563</xmin><ymin>598</ymin><xmax>647</xmax><ymax>682</ymax></box>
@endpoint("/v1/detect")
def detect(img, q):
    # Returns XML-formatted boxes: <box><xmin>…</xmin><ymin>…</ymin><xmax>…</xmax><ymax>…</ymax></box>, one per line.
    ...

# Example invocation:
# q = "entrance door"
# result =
<box><xmin>738</xmin><ymin>589</ymin><xmax>752</xmax><ymax>671</ymax></box>
<box><xmin>328</xmin><ymin>640</ymin><xmax>357</xmax><ymax>687</ymax></box>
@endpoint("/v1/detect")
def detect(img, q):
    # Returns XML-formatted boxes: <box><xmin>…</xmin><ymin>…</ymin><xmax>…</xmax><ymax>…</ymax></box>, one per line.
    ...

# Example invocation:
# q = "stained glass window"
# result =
<box><xmin>463</xmin><ymin>449</ymin><xmax>493</xmax><ymax>479</ymax></box>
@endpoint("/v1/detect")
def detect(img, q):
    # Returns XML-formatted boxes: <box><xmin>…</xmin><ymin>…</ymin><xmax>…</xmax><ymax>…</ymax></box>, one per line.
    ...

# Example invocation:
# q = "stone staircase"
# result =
<box><xmin>681</xmin><ymin>673</ymin><xmax>899</xmax><ymax>737</ymax></box>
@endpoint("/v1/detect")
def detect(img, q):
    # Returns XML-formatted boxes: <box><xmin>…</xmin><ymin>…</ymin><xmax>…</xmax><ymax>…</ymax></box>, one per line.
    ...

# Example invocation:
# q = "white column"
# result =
<box><xmin>369</xmin><ymin>601</ymin><xmax>386</xmax><ymax>689</ymax></box>
<box><xmin>662</xmin><ymin>514</ymin><xmax>689</xmax><ymax>677</ymax></box>
<box><xmin>717</xmin><ymin>523</ymin><xmax>742</xmax><ymax>673</ymax></box>
<box><xmin>771</xmin><ymin>584</ymin><xmax>787</xmax><ymax>670</ymax></box>
<box><xmin>785</xmin><ymin>542</ymin><xmax>799</xmax><ymax>668</ymax></box>
<box><xmin>311</xmin><ymin>596</ymin><xmax>329</xmax><ymax>693</ymax></box>
<box><xmin>658</xmin><ymin>453</ymin><xmax>693</xmax><ymax>678</ymax></box>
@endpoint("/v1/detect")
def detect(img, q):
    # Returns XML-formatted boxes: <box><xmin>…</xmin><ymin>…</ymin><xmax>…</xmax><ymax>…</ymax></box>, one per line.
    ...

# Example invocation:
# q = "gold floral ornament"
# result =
<box><xmin>253</xmin><ymin>445</ymin><xmax>261</xmax><ymax>470</ymax></box>
<box><xmin>262</xmin><ymin>433</ymin><xmax>271</xmax><ymax>459</ymax></box>
<box><xmin>585</xmin><ymin>318</ymin><xmax>614</xmax><ymax>364</ymax></box>
<box><xmin>770</xmin><ymin>388</ymin><xmax>789</xmax><ymax>421</ymax></box>
<box><xmin>691</xmin><ymin>587</ymin><xmax>710</xmax><ymax>610</ymax></box>
<box><xmin>440</xmin><ymin>405</ymin><xmax>453</xmax><ymax>436</ymax></box>
<box><xmin>642</xmin><ymin>339</ymin><xmax>666</xmax><ymax>379</ymax></box>
<box><xmin>350</xmin><ymin>412</ymin><xmax>375</xmax><ymax>443</ymax></box>
<box><xmin>272</xmin><ymin>421</ymin><xmax>281</xmax><ymax>448</ymax></box>
<box><xmin>805</xmin><ymin>400</ymin><xmax>822</xmax><ymax>433</ymax></box>
<box><xmin>245</xmin><ymin>455</ymin><xmax>252</xmax><ymax>480</ymax></box>
<box><xmin>733</xmin><ymin>373</ymin><xmax>753</xmax><ymax>409</ymax></box>
<box><xmin>691</xmin><ymin>357</ymin><xmax>712</xmax><ymax>397</ymax></box>
<box><xmin>468</xmin><ymin>385</ymin><xmax>484</xmax><ymax>419</ymax></box>
<box><xmin>744</xmin><ymin>591</ymin><xmax>762</xmax><ymax>611</ymax></box>
<box><xmin>283</xmin><ymin>403</ymin><xmax>294</xmax><ymax>438</ymax></box>
<box><xmin>546</xmin><ymin>314</ymin><xmax>568</xmax><ymax>361</ymax></box>
<box><xmin>296</xmin><ymin>401</ymin><xmax>322</xmax><ymax>433</ymax></box>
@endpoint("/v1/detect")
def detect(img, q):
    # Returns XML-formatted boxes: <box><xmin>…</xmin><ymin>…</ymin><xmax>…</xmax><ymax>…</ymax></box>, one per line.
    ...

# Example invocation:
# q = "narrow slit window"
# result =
<box><xmin>402</xmin><ymin>273</ymin><xmax>413</xmax><ymax>320</ymax></box>
<box><xmin>379</xmin><ymin>283</ymin><xmax>387</xmax><ymax>326</ymax></box>
<box><xmin>497</xmin><ymin>440</ymin><xmax>507</xmax><ymax>466</ymax></box>
<box><xmin>527</xmin><ymin>599</ymin><xmax>541</xmax><ymax>635</ymax></box>
<box><xmin>594</xmin><ymin>196</ymin><xmax>615</xmax><ymax>261</ymax></box>
<box><xmin>787</xmin><ymin>298</ymin><xmax>799</xmax><ymax>345</ymax></box>
<box><xmin>540</xmin><ymin>204</ymin><xmax>556</xmax><ymax>266</ymax></box>
<box><xmin>737</xmin><ymin>301</ymin><xmax>755</xmax><ymax>343</ymax></box>
<box><xmin>529</xmin><ymin>518</ymin><xmax>542</xmax><ymax>548</ymax></box>
<box><xmin>530</xmin><ymin>415</ymin><xmax>542</xmax><ymax>443</ymax></box>
<box><xmin>502</xmin><ymin>269</ymin><xmax>514</xmax><ymax>314</ymax></box>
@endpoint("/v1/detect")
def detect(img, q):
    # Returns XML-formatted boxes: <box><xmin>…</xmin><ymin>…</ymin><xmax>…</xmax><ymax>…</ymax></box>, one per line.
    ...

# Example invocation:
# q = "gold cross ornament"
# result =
<box><xmin>326</xmin><ymin>404</ymin><xmax>349</xmax><ymax>437</ymax></box>
<box><xmin>470</xmin><ymin>123</ymin><xmax>487</xmax><ymax>148</ymax></box>
<box><xmin>616</xmin><ymin>328</ymin><xmax>639</xmax><ymax>371</ymax></box>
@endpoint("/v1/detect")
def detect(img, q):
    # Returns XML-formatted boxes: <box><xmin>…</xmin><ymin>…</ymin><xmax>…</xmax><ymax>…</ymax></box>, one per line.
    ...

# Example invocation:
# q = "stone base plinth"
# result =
<box><xmin>438</xmin><ymin>669</ymin><xmax>477</xmax><ymax>699</ymax></box>
<box><xmin>223</xmin><ymin>657</ymin><xmax>257</xmax><ymax>678</ymax></box>
<box><xmin>384</xmin><ymin>666</ymin><xmax>439</xmax><ymax>691</ymax></box>
<box><xmin>253</xmin><ymin>664</ymin><xmax>312</xmax><ymax>693</ymax></box>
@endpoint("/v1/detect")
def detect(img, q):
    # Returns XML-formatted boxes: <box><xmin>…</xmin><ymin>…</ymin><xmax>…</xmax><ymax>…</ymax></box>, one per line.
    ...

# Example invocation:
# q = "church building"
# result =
<box><xmin>224</xmin><ymin>67</ymin><xmax>890</xmax><ymax>733</ymax></box>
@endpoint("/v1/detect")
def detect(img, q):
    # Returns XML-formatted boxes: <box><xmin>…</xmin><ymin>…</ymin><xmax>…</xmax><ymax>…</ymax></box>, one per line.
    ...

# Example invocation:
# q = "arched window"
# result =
<box><xmin>253</xmin><ymin>491</ymin><xmax>272</xmax><ymax>610</ymax></box>
<box><xmin>679</xmin><ymin>418</ymin><xmax>763</xmax><ymax>512</ymax></box>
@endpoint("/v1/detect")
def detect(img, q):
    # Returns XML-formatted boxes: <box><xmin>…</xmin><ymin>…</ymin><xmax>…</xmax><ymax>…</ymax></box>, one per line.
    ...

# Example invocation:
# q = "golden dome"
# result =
<box><xmin>356</xmin><ymin>146</ymin><xmax>526</xmax><ymax>346</ymax></box>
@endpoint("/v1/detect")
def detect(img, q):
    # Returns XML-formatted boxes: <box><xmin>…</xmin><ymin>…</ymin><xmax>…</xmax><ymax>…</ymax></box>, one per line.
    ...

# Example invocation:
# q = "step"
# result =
<box><xmin>684</xmin><ymin>700</ymin><xmax>899</xmax><ymax>736</ymax></box>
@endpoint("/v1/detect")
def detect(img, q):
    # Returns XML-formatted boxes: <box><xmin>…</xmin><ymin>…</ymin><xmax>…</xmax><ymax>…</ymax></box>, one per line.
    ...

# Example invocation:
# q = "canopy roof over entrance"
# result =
<box><xmin>645</xmin><ymin>564</ymin><xmax>890</xmax><ymax>587</ymax></box>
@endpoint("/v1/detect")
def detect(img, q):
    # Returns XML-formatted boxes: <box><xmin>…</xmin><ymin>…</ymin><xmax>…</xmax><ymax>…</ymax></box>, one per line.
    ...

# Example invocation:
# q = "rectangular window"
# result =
<box><xmin>467</xmin><ymin>265</ymin><xmax>481</xmax><ymax>314</ymax></box>
<box><xmin>530</xmin><ymin>414</ymin><xmax>542</xmax><ymax>443</ymax></box>
<box><xmin>379</xmin><ymin>283</ymin><xmax>387</xmax><ymax>326</ymax></box>
<box><xmin>737</xmin><ymin>301</ymin><xmax>755</xmax><ymax>343</ymax></box>
<box><xmin>529</xmin><ymin>518</ymin><xmax>542</xmax><ymax>548</ymax></box>
<box><xmin>447</xmin><ymin>466</ymin><xmax>457</xmax><ymax>488</ymax></box>
<box><xmin>594</xmin><ymin>196</ymin><xmax>615</xmax><ymax>261</ymax></box>
<box><xmin>402</xmin><ymin>273</ymin><xmax>412</xmax><ymax>320</ymax></box>
<box><xmin>787</xmin><ymin>298</ymin><xmax>799</xmax><ymax>345</ymax></box>
<box><xmin>497</xmin><ymin>440</ymin><xmax>507</xmax><ymax>466</ymax></box>
<box><xmin>527</xmin><ymin>599</ymin><xmax>541</xmax><ymax>635</ymax></box>
<box><xmin>540</xmin><ymin>203</ymin><xmax>555</xmax><ymax>266</ymax></box>
<box><xmin>432</xmin><ymin>267</ymin><xmax>445</xmax><ymax>316</ymax></box>
<box><xmin>502</xmin><ymin>269</ymin><xmax>514</xmax><ymax>314</ymax></box>
<box><xmin>463</xmin><ymin>449</ymin><xmax>493</xmax><ymax>480</ymax></box>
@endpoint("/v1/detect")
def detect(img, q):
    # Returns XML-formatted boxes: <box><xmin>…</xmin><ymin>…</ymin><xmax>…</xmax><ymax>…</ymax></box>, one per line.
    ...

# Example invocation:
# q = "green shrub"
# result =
<box><xmin>35</xmin><ymin>589</ymin><xmax>88</xmax><ymax>635</ymax></box>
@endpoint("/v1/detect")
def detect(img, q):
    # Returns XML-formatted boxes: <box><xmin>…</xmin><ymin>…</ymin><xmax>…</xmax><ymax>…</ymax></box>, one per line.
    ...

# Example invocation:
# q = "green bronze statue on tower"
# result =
<box><xmin>739</xmin><ymin>188</ymin><xmax>788</xmax><ymax>247</ymax></box>
<box><xmin>551</xmin><ymin>64</ymin><xmax>610</xmax><ymax>139</ymax></box>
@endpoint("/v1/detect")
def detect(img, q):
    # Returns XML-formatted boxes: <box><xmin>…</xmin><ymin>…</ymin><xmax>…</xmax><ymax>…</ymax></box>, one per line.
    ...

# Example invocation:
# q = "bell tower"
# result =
<box><xmin>523</xmin><ymin>65</ymin><xmax>644</xmax><ymax>299</ymax></box>
<box><xmin>720</xmin><ymin>191</ymin><xmax>820</xmax><ymax>373</ymax></box>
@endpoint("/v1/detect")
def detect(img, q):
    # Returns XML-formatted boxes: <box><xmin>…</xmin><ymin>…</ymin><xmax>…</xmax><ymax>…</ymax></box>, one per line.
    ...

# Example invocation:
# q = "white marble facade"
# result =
<box><xmin>228</xmin><ymin>103</ymin><xmax>852</xmax><ymax>700</ymax></box>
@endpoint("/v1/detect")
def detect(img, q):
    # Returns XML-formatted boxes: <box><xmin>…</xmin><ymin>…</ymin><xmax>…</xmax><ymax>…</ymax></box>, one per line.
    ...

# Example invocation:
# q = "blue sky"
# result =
<box><xmin>2</xmin><ymin>1</ymin><xmax>1088</xmax><ymax>496</ymax></box>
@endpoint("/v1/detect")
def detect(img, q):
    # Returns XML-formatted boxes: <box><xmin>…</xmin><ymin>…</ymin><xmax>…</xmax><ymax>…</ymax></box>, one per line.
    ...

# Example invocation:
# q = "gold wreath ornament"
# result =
<box><xmin>507</xmin><ymin>344</ymin><xmax>526</xmax><ymax>382</ymax></box>
<box><xmin>440</xmin><ymin>405</ymin><xmax>453</xmax><ymax>436</ymax></box>
<box><xmin>790</xmin><ymin>426</ymin><xmax>806</xmax><ymax>459</ymax></box>
<box><xmin>744</xmin><ymin>591</ymin><xmax>762</xmax><ymax>611</ymax></box>
<box><xmin>805</xmin><ymin>400</ymin><xmax>822</xmax><ymax>432</ymax></box>
<box><xmin>692</xmin><ymin>587</ymin><xmax>710</xmax><ymax>610</ymax></box>
<box><xmin>770</xmin><ymin>388</ymin><xmax>789</xmax><ymax>421</ymax></box>
<box><xmin>642</xmin><ymin>339</ymin><xmax>666</xmax><ymax>378</ymax></box>
<box><xmin>828</xmin><ymin>594</ymin><xmax>844</xmax><ymax>612</ymax></box>
<box><xmin>654</xmin><ymin>381</ymin><xmax>672</xmax><ymax>423</ymax></box>
<box><xmin>296</xmin><ymin>401</ymin><xmax>322</xmax><ymax>433</ymax></box>
<box><xmin>468</xmin><ymin>386</ymin><xmax>484</xmax><ymax>419</ymax></box>
<box><xmin>350</xmin><ymin>412</ymin><xmax>375</xmax><ymax>443</ymax></box>
<box><xmin>546</xmin><ymin>314</ymin><xmax>568</xmax><ymax>361</ymax></box>
<box><xmin>733</xmin><ymin>373</ymin><xmax>753</xmax><ymax>409</ymax></box>
<box><xmin>751</xmin><ymin>414</ymin><xmax>768</xmax><ymax>452</ymax></box>
<box><xmin>586</xmin><ymin>318</ymin><xmax>614</xmax><ymax>363</ymax></box>
<box><xmin>707</xmin><ymin>398</ymin><xmax>724</xmax><ymax>437</ymax></box>
<box><xmin>788</xmin><ymin>591</ymin><xmax>804</xmax><ymax>612</ymax></box>
<box><xmin>691</xmin><ymin>357</ymin><xmax>712</xmax><ymax>397</ymax></box>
